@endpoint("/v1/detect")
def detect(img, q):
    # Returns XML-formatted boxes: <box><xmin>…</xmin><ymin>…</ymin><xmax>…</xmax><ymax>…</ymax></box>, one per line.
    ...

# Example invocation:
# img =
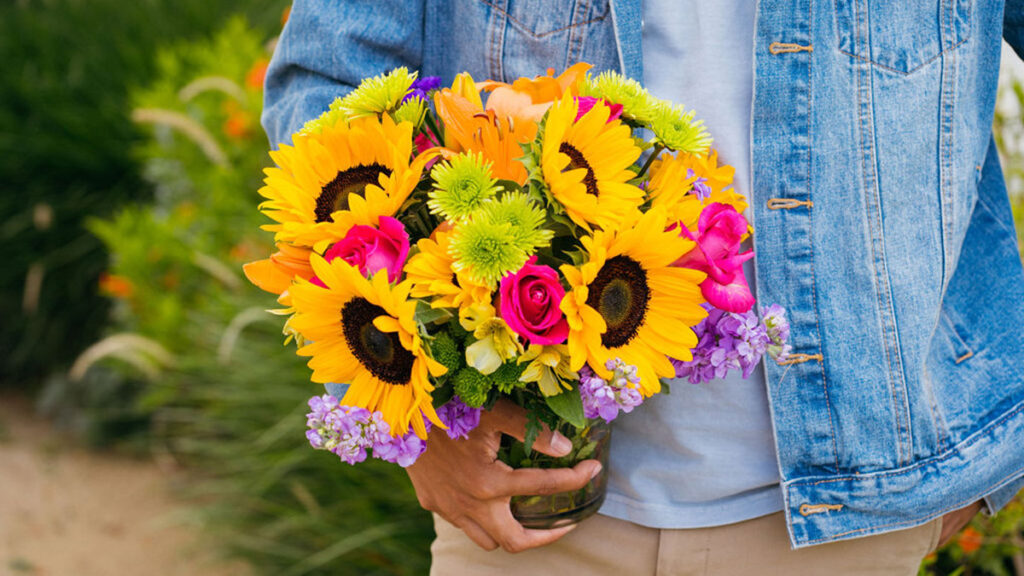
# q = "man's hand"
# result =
<box><xmin>937</xmin><ymin>500</ymin><xmax>984</xmax><ymax>548</ymax></box>
<box><xmin>406</xmin><ymin>400</ymin><xmax>602</xmax><ymax>553</ymax></box>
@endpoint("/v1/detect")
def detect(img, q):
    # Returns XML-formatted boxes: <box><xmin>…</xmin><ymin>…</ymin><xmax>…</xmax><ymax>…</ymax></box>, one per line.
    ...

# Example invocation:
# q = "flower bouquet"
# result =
<box><xmin>244</xmin><ymin>64</ymin><xmax>790</xmax><ymax>528</ymax></box>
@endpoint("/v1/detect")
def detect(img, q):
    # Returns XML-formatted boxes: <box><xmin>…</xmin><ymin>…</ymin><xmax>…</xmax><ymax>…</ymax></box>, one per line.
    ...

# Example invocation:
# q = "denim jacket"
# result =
<box><xmin>264</xmin><ymin>0</ymin><xmax>1024</xmax><ymax>548</ymax></box>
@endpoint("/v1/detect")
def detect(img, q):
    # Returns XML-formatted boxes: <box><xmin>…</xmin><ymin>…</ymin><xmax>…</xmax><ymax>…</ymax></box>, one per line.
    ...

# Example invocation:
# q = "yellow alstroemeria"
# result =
<box><xmin>518</xmin><ymin>344</ymin><xmax>577</xmax><ymax>396</ymax></box>
<box><xmin>460</xmin><ymin>302</ymin><xmax>523</xmax><ymax>375</ymax></box>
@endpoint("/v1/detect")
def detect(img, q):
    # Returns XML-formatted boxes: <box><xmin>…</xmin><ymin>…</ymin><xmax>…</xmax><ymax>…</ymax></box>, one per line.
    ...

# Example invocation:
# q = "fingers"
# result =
<box><xmin>495</xmin><ymin>459</ymin><xmax>602</xmax><ymax>497</ymax></box>
<box><xmin>487</xmin><ymin>400</ymin><xmax>572</xmax><ymax>458</ymax></box>
<box><xmin>479</xmin><ymin>504</ymin><xmax>579</xmax><ymax>554</ymax></box>
<box><xmin>453</xmin><ymin>516</ymin><xmax>499</xmax><ymax>551</ymax></box>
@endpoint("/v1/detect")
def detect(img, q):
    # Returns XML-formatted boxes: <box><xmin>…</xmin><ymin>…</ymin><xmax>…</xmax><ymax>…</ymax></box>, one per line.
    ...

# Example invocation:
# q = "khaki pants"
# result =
<box><xmin>430</xmin><ymin>511</ymin><xmax>941</xmax><ymax>575</ymax></box>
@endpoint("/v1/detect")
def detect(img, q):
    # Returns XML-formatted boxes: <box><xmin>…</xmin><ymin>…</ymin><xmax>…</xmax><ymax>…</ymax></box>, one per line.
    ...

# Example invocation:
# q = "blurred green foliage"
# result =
<box><xmin>76</xmin><ymin>17</ymin><xmax>434</xmax><ymax>575</ymax></box>
<box><xmin>0</xmin><ymin>0</ymin><xmax>287</xmax><ymax>388</ymax></box>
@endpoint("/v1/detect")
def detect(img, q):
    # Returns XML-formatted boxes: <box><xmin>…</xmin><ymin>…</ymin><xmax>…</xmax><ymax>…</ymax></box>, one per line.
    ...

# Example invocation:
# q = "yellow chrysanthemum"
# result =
<box><xmin>258</xmin><ymin>115</ymin><xmax>430</xmax><ymax>249</ymax></box>
<box><xmin>541</xmin><ymin>94</ymin><xmax>644</xmax><ymax>231</ymax></box>
<box><xmin>647</xmin><ymin>149</ymin><xmax>747</xmax><ymax>229</ymax></box>
<box><xmin>289</xmin><ymin>256</ymin><xmax>447</xmax><ymax>438</ymax></box>
<box><xmin>559</xmin><ymin>208</ymin><xmax>708</xmax><ymax>396</ymax></box>
<box><xmin>404</xmin><ymin>228</ymin><xmax>492</xmax><ymax>309</ymax></box>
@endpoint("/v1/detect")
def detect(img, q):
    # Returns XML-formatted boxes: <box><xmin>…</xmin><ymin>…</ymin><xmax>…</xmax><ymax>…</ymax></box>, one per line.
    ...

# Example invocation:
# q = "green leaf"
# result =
<box><xmin>544</xmin><ymin>387</ymin><xmax>586</xmax><ymax>429</ymax></box>
<box><xmin>414</xmin><ymin>300</ymin><xmax>453</xmax><ymax>325</ymax></box>
<box><xmin>523</xmin><ymin>410</ymin><xmax>542</xmax><ymax>456</ymax></box>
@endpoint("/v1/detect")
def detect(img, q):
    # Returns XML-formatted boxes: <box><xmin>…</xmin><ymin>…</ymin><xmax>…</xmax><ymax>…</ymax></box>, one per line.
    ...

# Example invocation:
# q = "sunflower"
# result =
<box><xmin>560</xmin><ymin>208</ymin><xmax>708</xmax><ymax>396</ymax></box>
<box><xmin>647</xmin><ymin>149</ymin><xmax>747</xmax><ymax>229</ymax></box>
<box><xmin>404</xmin><ymin>227</ymin><xmax>492</xmax><ymax>310</ymax></box>
<box><xmin>541</xmin><ymin>94</ymin><xmax>644</xmax><ymax>231</ymax></box>
<box><xmin>258</xmin><ymin>115</ymin><xmax>430</xmax><ymax>249</ymax></box>
<box><xmin>289</xmin><ymin>255</ymin><xmax>447</xmax><ymax>438</ymax></box>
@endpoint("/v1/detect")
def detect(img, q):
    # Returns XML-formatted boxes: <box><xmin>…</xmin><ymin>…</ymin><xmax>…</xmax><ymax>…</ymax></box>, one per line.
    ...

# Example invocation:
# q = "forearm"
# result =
<box><xmin>261</xmin><ymin>0</ymin><xmax>425</xmax><ymax>146</ymax></box>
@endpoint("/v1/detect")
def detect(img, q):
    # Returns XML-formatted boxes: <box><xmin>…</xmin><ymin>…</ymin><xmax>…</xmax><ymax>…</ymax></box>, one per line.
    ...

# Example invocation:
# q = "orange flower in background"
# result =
<box><xmin>434</xmin><ymin>88</ymin><xmax>533</xmax><ymax>184</ymax></box>
<box><xmin>956</xmin><ymin>526</ymin><xmax>984</xmax><ymax>554</ymax></box>
<box><xmin>223</xmin><ymin>111</ymin><xmax>252</xmax><ymax>140</ymax></box>
<box><xmin>244</xmin><ymin>243</ymin><xmax>315</xmax><ymax>295</ymax></box>
<box><xmin>479</xmin><ymin>62</ymin><xmax>591</xmax><ymax>125</ymax></box>
<box><xmin>99</xmin><ymin>273</ymin><xmax>135</xmax><ymax>300</ymax></box>
<box><xmin>246</xmin><ymin>58</ymin><xmax>269</xmax><ymax>91</ymax></box>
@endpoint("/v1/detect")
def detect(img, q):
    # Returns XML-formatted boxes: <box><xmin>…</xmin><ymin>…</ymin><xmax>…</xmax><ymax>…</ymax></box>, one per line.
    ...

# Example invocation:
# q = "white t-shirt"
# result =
<box><xmin>600</xmin><ymin>0</ymin><xmax>783</xmax><ymax>529</ymax></box>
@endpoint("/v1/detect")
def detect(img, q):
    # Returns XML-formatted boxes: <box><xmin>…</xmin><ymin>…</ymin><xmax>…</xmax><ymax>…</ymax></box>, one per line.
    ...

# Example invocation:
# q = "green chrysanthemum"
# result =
<box><xmin>335</xmin><ymin>67</ymin><xmax>418</xmax><ymax>121</ymax></box>
<box><xmin>492</xmin><ymin>361</ymin><xmax>527</xmax><ymax>394</ymax></box>
<box><xmin>474</xmin><ymin>193</ymin><xmax>552</xmax><ymax>254</ymax></box>
<box><xmin>452</xmin><ymin>367</ymin><xmax>493</xmax><ymax>408</ymax></box>
<box><xmin>448</xmin><ymin>218</ymin><xmax>529</xmax><ymax>287</ymax></box>
<box><xmin>429</xmin><ymin>153</ymin><xmax>501</xmax><ymax>221</ymax></box>
<box><xmin>580</xmin><ymin>71</ymin><xmax>659</xmax><ymax>124</ymax></box>
<box><xmin>430</xmin><ymin>331</ymin><xmax>462</xmax><ymax>374</ymax></box>
<box><xmin>392</xmin><ymin>97</ymin><xmax>427</xmax><ymax>129</ymax></box>
<box><xmin>649</xmin><ymin>100</ymin><xmax>713</xmax><ymax>154</ymax></box>
<box><xmin>300</xmin><ymin>107</ymin><xmax>346</xmax><ymax>135</ymax></box>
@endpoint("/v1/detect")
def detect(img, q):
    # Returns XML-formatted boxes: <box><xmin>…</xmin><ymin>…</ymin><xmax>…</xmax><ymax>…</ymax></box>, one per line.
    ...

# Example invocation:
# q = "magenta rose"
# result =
<box><xmin>575</xmin><ymin>97</ymin><xmax>624</xmax><ymax>123</ymax></box>
<box><xmin>499</xmin><ymin>257</ymin><xmax>570</xmax><ymax>346</ymax></box>
<box><xmin>319</xmin><ymin>216</ymin><xmax>410</xmax><ymax>283</ymax></box>
<box><xmin>673</xmin><ymin>203</ymin><xmax>755</xmax><ymax>313</ymax></box>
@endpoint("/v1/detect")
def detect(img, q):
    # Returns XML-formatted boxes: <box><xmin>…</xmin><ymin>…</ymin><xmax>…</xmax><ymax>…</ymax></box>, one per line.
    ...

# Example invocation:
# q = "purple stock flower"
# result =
<box><xmin>578</xmin><ymin>359</ymin><xmax>644</xmax><ymax>423</ymax></box>
<box><xmin>672</xmin><ymin>305</ymin><xmax>774</xmax><ymax>384</ymax></box>
<box><xmin>436</xmin><ymin>396</ymin><xmax>482</xmax><ymax>440</ymax></box>
<box><xmin>374</xmin><ymin>429</ymin><xmax>429</xmax><ymax>468</ymax></box>
<box><xmin>762</xmin><ymin>304</ymin><xmax>792</xmax><ymax>363</ymax></box>
<box><xmin>404</xmin><ymin>76</ymin><xmax>442</xmax><ymax>102</ymax></box>
<box><xmin>687</xmin><ymin>168</ymin><xmax>712</xmax><ymax>201</ymax></box>
<box><xmin>305</xmin><ymin>394</ymin><xmax>391</xmax><ymax>465</ymax></box>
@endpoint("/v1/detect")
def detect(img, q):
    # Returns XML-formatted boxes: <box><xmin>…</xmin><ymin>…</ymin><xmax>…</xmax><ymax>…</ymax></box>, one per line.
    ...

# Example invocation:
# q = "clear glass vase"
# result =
<box><xmin>498</xmin><ymin>418</ymin><xmax>611</xmax><ymax>529</ymax></box>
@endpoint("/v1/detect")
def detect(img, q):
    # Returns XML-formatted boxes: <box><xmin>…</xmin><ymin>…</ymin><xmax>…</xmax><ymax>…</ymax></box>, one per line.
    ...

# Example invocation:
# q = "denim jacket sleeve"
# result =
<box><xmin>1005</xmin><ymin>0</ymin><xmax>1024</xmax><ymax>60</ymax></box>
<box><xmin>261</xmin><ymin>0</ymin><xmax>424</xmax><ymax>147</ymax></box>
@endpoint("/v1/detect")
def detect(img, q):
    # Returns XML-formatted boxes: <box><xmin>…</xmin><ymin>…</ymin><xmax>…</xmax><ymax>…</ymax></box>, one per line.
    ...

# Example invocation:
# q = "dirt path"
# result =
<box><xmin>0</xmin><ymin>395</ymin><xmax>248</xmax><ymax>576</ymax></box>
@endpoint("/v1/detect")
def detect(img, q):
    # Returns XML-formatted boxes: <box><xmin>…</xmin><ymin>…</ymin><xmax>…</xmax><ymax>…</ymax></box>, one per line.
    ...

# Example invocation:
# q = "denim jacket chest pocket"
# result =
<box><xmin>474</xmin><ymin>0</ymin><xmax>616</xmax><ymax>79</ymax></box>
<box><xmin>833</xmin><ymin>0</ymin><xmax>973</xmax><ymax>74</ymax></box>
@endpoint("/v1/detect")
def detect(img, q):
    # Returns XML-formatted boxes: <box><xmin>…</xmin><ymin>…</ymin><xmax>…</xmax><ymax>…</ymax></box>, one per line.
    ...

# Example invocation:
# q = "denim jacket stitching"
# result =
<box><xmin>476</xmin><ymin>0</ymin><xmax>609</xmax><ymax>40</ymax></box>
<box><xmin>487</xmin><ymin>0</ymin><xmax>508</xmax><ymax>82</ymax></box>
<box><xmin>566</xmin><ymin>0</ymin><xmax>591</xmax><ymax>67</ymax></box>
<box><xmin>851</xmin><ymin>4</ymin><xmax>913</xmax><ymax>466</ymax></box>
<box><xmin>939</xmin><ymin>6</ymin><xmax>960</xmax><ymax>287</ymax></box>
<box><xmin>804</xmin><ymin>0</ymin><xmax>841</xmax><ymax>475</ymax></box>
<box><xmin>799</xmin><ymin>465</ymin><xmax>1024</xmax><ymax>544</ymax></box>
<box><xmin>791</xmin><ymin>397</ymin><xmax>1024</xmax><ymax>487</ymax></box>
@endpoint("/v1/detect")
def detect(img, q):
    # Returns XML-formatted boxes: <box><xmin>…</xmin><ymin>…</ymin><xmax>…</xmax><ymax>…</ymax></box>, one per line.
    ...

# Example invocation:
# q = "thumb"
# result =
<box><xmin>528</xmin><ymin>427</ymin><xmax>574</xmax><ymax>458</ymax></box>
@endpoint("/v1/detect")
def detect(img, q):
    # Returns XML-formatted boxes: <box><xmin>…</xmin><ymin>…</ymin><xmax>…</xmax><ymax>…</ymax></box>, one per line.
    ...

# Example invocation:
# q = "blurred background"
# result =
<box><xmin>0</xmin><ymin>2</ymin><xmax>1021</xmax><ymax>575</ymax></box>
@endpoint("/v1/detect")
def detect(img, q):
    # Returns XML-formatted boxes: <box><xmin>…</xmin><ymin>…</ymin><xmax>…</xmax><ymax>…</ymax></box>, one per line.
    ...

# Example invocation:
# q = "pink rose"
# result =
<box><xmin>575</xmin><ymin>97</ymin><xmax>624</xmax><ymax>123</ymax></box>
<box><xmin>499</xmin><ymin>257</ymin><xmax>570</xmax><ymax>346</ymax></box>
<box><xmin>673</xmin><ymin>203</ymin><xmax>755</xmax><ymax>313</ymax></box>
<box><xmin>319</xmin><ymin>216</ymin><xmax>410</xmax><ymax>283</ymax></box>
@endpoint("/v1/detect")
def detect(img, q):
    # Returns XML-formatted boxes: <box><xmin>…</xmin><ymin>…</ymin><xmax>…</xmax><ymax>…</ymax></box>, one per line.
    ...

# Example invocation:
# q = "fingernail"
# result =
<box><xmin>551</xmin><ymin>431</ymin><xmax>571</xmax><ymax>455</ymax></box>
<box><xmin>589</xmin><ymin>463</ymin><xmax>603</xmax><ymax>479</ymax></box>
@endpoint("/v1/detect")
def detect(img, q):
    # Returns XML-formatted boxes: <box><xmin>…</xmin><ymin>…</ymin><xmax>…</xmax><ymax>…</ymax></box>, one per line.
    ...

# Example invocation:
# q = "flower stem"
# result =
<box><xmin>637</xmin><ymin>144</ymin><xmax>665</xmax><ymax>179</ymax></box>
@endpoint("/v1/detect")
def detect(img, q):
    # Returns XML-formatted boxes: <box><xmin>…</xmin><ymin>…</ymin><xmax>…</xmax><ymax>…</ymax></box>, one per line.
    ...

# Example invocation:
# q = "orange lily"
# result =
<box><xmin>243</xmin><ymin>242</ymin><xmax>315</xmax><ymax>295</ymax></box>
<box><xmin>433</xmin><ymin>89</ymin><xmax>533</xmax><ymax>184</ymax></box>
<box><xmin>479</xmin><ymin>62</ymin><xmax>592</xmax><ymax>125</ymax></box>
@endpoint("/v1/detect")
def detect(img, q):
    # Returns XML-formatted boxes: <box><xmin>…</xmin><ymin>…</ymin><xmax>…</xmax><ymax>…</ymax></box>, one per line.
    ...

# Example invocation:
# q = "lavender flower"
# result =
<box><xmin>404</xmin><ymin>76</ymin><xmax>442</xmax><ymax>102</ymax></box>
<box><xmin>374</xmin><ymin>429</ymin><xmax>429</xmax><ymax>468</ymax></box>
<box><xmin>436</xmin><ymin>396</ymin><xmax>482</xmax><ymax>440</ymax></box>
<box><xmin>304</xmin><ymin>394</ymin><xmax>392</xmax><ymax>465</ymax></box>
<box><xmin>762</xmin><ymin>304</ymin><xmax>792</xmax><ymax>363</ymax></box>
<box><xmin>687</xmin><ymin>168</ymin><xmax>712</xmax><ymax>201</ymax></box>
<box><xmin>672</xmin><ymin>305</ymin><xmax>779</xmax><ymax>384</ymax></box>
<box><xmin>579</xmin><ymin>359</ymin><xmax>644</xmax><ymax>422</ymax></box>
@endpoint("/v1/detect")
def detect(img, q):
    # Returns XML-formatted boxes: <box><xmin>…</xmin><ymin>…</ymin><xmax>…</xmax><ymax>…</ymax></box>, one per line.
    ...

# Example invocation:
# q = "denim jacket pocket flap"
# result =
<box><xmin>834</xmin><ymin>0</ymin><xmax>972</xmax><ymax>74</ymax></box>
<box><xmin>479</xmin><ymin>0</ymin><xmax>609</xmax><ymax>39</ymax></box>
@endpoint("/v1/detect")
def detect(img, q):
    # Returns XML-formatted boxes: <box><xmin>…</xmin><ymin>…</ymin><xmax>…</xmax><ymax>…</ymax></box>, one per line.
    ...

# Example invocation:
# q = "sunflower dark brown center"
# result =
<box><xmin>559</xmin><ymin>142</ymin><xmax>599</xmax><ymax>197</ymax></box>
<box><xmin>586</xmin><ymin>256</ymin><xmax>650</xmax><ymax>348</ymax></box>
<box><xmin>341</xmin><ymin>297</ymin><xmax>414</xmax><ymax>385</ymax></box>
<box><xmin>315</xmin><ymin>164</ymin><xmax>391</xmax><ymax>223</ymax></box>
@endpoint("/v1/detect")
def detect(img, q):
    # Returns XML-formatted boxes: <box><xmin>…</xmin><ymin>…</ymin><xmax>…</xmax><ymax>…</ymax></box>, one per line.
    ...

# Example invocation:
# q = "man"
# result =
<box><xmin>263</xmin><ymin>1</ymin><xmax>1024</xmax><ymax>573</ymax></box>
